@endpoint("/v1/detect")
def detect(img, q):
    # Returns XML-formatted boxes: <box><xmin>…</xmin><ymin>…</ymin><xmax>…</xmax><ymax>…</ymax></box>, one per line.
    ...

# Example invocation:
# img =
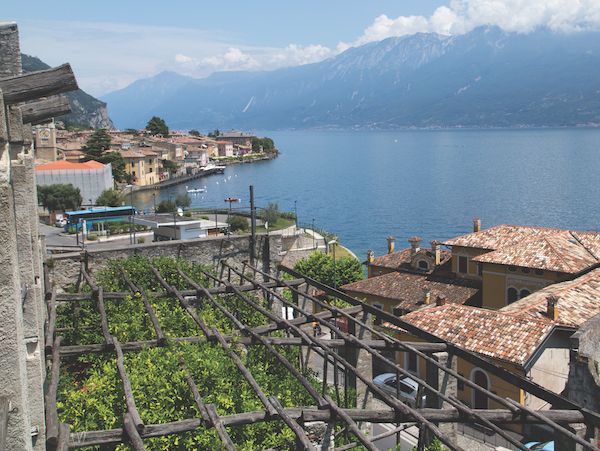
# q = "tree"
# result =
<box><xmin>95</xmin><ymin>188</ymin><xmax>123</xmax><ymax>207</ymax></box>
<box><xmin>175</xmin><ymin>193</ymin><xmax>191</xmax><ymax>209</ymax></box>
<box><xmin>208</xmin><ymin>129</ymin><xmax>220</xmax><ymax>138</ymax></box>
<box><xmin>228</xmin><ymin>215</ymin><xmax>249</xmax><ymax>233</ymax></box>
<box><xmin>146</xmin><ymin>116</ymin><xmax>169</xmax><ymax>136</ymax></box>
<box><xmin>163</xmin><ymin>159</ymin><xmax>178</xmax><ymax>175</ymax></box>
<box><xmin>37</xmin><ymin>184</ymin><xmax>82</xmax><ymax>213</ymax></box>
<box><xmin>252</xmin><ymin>137</ymin><xmax>275</xmax><ymax>153</ymax></box>
<box><xmin>124</xmin><ymin>128</ymin><xmax>140</xmax><ymax>136</ymax></box>
<box><xmin>293</xmin><ymin>252</ymin><xmax>364</xmax><ymax>288</ymax></box>
<box><xmin>98</xmin><ymin>151</ymin><xmax>128</xmax><ymax>183</ymax></box>
<box><xmin>81</xmin><ymin>129</ymin><xmax>111</xmax><ymax>160</ymax></box>
<box><xmin>156</xmin><ymin>199</ymin><xmax>176</xmax><ymax>213</ymax></box>
<box><xmin>189</xmin><ymin>129</ymin><xmax>200</xmax><ymax>136</ymax></box>
<box><xmin>260</xmin><ymin>202</ymin><xmax>280</xmax><ymax>227</ymax></box>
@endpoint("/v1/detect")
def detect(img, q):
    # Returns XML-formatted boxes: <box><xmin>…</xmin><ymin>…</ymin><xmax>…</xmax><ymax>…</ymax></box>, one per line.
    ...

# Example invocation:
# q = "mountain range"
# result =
<box><xmin>101</xmin><ymin>26</ymin><xmax>600</xmax><ymax>131</ymax></box>
<box><xmin>21</xmin><ymin>54</ymin><xmax>114</xmax><ymax>130</ymax></box>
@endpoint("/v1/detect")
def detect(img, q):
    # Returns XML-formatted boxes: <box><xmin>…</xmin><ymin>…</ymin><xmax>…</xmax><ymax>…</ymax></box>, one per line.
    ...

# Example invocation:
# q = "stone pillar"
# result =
<box><xmin>425</xmin><ymin>351</ymin><xmax>457</xmax><ymax>444</ymax></box>
<box><xmin>555</xmin><ymin>423</ymin><xmax>595</xmax><ymax>451</ymax></box>
<box><xmin>348</xmin><ymin>309</ymin><xmax>372</xmax><ymax>436</ymax></box>
<box><xmin>11</xmin><ymin>156</ymin><xmax>46</xmax><ymax>450</ymax></box>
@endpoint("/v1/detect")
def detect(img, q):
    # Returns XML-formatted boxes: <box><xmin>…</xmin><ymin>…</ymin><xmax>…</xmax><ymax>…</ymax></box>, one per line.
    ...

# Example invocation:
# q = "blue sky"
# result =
<box><xmin>5</xmin><ymin>0</ymin><xmax>600</xmax><ymax>97</ymax></box>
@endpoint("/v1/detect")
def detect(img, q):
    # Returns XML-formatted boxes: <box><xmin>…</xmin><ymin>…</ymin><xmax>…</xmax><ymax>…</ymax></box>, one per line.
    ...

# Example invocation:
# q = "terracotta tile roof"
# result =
<box><xmin>500</xmin><ymin>267</ymin><xmax>600</xmax><ymax>328</ymax></box>
<box><xmin>389</xmin><ymin>304</ymin><xmax>554</xmax><ymax>366</ymax></box>
<box><xmin>442</xmin><ymin>225</ymin><xmax>561</xmax><ymax>250</ymax></box>
<box><xmin>119</xmin><ymin>149</ymin><xmax>157</xmax><ymax>158</ymax></box>
<box><xmin>35</xmin><ymin>160</ymin><xmax>105</xmax><ymax>170</ymax></box>
<box><xmin>341</xmin><ymin>271</ymin><xmax>480</xmax><ymax>312</ymax></box>
<box><xmin>369</xmin><ymin>247</ymin><xmax>452</xmax><ymax>272</ymax></box>
<box><xmin>472</xmin><ymin>230</ymin><xmax>600</xmax><ymax>273</ymax></box>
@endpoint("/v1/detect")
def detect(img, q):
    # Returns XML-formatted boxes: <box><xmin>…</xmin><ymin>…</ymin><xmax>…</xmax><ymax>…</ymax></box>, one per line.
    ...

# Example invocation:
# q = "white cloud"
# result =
<box><xmin>344</xmin><ymin>0</ymin><xmax>600</xmax><ymax>48</ymax></box>
<box><xmin>201</xmin><ymin>47</ymin><xmax>260</xmax><ymax>72</ymax></box>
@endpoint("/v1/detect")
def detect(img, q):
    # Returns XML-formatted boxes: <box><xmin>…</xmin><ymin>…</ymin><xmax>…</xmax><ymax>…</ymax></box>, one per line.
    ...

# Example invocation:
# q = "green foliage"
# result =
<box><xmin>189</xmin><ymin>129</ymin><xmax>200</xmax><ymax>136</ymax></box>
<box><xmin>147</xmin><ymin>116</ymin><xmax>169</xmax><ymax>137</ymax></box>
<box><xmin>293</xmin><ymin>251</ymin><xmax>364</xmax><ymax>288</ymax></box>
<box><xmin>137</xmin><ymin>237</ymin><xmax>146</xmax><ymax>244</ymax></box>
<box><xmin>95</xmin><ymin>188</ymin><xmax>123</xmax><ymax>207</ymax></box>
<box><xmin>412</xmin><ymin>437</ymin><xmax>443</xmax><ymax>451</ymax></box>
<box><xmin>251</xmin><ymin>136</ymin><xmax>275</xmax><ymax>153</ymax></box>
<box><xmin>125</xmin><ymin>128</ymin><xmax>140</xmax><ymax>136</ymax></box>
<box><xmin>207</xmin><ymin>129</ymin><xmax>220</xmax><ymax>138</ymax></box>
<box><xmin>156</xmin><ymin>200</ymin><xmax>177</xmax><ymax>213</ymax></box>
<box><xmin>260</xmin><ymin>202</ymin><xmax>280</xmax><ymax>227</ymax></box>
<box><xmin>99</xmin><ymin>151</ymin><xmax>129</xmax><ymax>183</ymax></box>
<box><xmin>175</xmin><ymin>193</ymin><xmax>191</xmax><ymax>209</ymax></box>
<box><xmin>280</xmin><ymin>211</ymin><xmax>297</xmax><ymax>221</ymax></box>
<box><xmin>37</xmin><ymin>183</ymin><xmax>82</xmax><ymax>213</ymax></box>
<box><xmin>87</xmin><ymin>234</ymin><xmax>98</xmax><ymax>240</ymax></box>
<box><xmin>163</xmin><ymin>159</ymin><xmax>178</xmax><ymax>174</ymax></box>
<box><xmin>228</xmin><ymin>215</ymin><xmax>249</xmax><ymax>233</ymax></box>
<box><xmin>81</xmin><ymin>129</ymin><xmax>111</xmax><ymax>160</ymax></box>
<box><xmin>55</xmin><ymin>255</ymin><xmax>317</xmax><ymax>450</ymax></box>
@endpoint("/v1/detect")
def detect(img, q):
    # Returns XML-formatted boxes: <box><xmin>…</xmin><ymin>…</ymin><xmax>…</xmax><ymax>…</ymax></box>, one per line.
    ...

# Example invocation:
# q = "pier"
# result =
<box><xmin>136</xmin><ymin>167</ymin><xmax>224</xmax><ymax>192</ymax></box>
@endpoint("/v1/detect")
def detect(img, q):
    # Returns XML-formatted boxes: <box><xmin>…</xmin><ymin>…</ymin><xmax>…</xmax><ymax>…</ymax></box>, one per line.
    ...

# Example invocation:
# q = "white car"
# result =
<box><xmin>373</xmin><ymin>373</ymin><xmax>426</xmax><ymax>408</ymax></box>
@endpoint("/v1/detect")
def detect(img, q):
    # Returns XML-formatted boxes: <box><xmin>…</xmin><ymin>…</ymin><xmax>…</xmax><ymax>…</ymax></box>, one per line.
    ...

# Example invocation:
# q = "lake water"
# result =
<box><xmin>133</xmin><ymin>128</ymin><xmax>600</xmax><ymax>260</ymax></box>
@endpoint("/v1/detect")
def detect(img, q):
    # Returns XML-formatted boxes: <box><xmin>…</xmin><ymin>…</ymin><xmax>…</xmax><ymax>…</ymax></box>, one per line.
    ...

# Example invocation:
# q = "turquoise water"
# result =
<box><xmin>133</xmin><ymin>128</ymin><xmax>600</xmax><ymax>259</ymax></box>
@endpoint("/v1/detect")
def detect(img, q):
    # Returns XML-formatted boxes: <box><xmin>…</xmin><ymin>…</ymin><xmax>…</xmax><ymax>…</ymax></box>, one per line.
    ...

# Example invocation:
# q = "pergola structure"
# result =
<box><xmin>40</xmin><ymin>255</ymin><xmax>600</xmax><ymax>451</ymax></box>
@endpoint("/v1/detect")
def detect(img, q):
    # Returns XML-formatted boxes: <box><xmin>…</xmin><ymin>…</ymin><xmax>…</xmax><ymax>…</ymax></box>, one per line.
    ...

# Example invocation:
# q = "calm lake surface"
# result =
<box><xmin>134</xmin><ymin>128</ymin><xmax>600</xmax><ymax>260</ymax></box>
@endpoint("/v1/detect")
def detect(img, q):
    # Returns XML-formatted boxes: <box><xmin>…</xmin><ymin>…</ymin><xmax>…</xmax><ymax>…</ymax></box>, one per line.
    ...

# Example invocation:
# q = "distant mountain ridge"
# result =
<box><xmin>21</xmin><ymin>54</ymin><xmax>115</xmax><ymax>130</ymax></box>
<box><xmin>101</xmin><ymin>26</ymin><xmax>600</xmax><ymax>130</ymax></box>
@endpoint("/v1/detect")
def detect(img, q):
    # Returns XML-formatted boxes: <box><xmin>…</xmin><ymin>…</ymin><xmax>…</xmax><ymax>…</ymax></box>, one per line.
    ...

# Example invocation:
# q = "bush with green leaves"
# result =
<box><xmin>55</xmin><ymin>255</ymin><xmax>319</xmax><ymax>450</ymax></box>
<box><xmin>228</xmin><ymin>215</ymin><xmax>249</xmax><ymax>233</ymax></box>
<box><xmin>293</xmin><ymin>251</ymin><xmax>364</xmax><ymax>289</ymax></box>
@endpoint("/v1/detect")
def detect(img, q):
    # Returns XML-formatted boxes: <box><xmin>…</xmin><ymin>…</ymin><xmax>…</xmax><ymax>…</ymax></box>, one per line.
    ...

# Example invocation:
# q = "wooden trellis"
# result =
<box><xmin>43</xmin><ymin>257</ymin><xmax>600</xmax><ymax>451</ymax></box>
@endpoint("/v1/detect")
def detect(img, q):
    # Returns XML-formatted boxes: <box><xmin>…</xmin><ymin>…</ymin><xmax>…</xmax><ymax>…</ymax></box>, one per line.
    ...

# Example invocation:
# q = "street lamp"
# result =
<box><xmin>294</xmin><ymin>200</ymin><xmax>297</xmax><ymax>225</ymax></box>
<box><xmin>312</xmin><ymin>218</ymin><xmax>315</xmax><ymax>249</ymax></box>
<box><xmin>152</xmin><ymin>193</ymin><xmax>156</xmax><ymax>213</ymax></box>
<box><xmin>126</xmin><ymin>184</ymin><xmax>135</xmax><ymax>244</ymax></box>
<box><xmin>328</xmin><ymin>240</ymin><xmax>337</xmax><ymax>290</ymax></box>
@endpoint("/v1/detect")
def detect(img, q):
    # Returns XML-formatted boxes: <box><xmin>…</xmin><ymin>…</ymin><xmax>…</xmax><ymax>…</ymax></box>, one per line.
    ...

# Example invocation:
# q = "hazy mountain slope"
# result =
<box><xmin>102</xmin><ymin>27</ymin><xmax>600</xmax><ymax>130</ymax></box>
<box><xmin>21</xmin><ymin>54</ymin><xmax>115</xmax><ymax>129</ymax></box>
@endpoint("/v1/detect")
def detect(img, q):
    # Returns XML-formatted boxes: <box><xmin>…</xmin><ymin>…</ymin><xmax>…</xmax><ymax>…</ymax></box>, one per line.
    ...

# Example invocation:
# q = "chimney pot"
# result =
<box><xmin>436</xmin><ymin>294</ymin><xmax>447</xmax><ymax>306</ymax></box>
<box><xmin>473</xmin><ymin>218</ymin><xmax>481</xmax><ymax>233</ymax></box>
<box><xmin>408</xmin><ymin>236</ymin><xmax>423</xmax><ymax>254</ymax></box>
<box><xmin>547</xmin><ymin>295</ymin><xmax>559</xmax><ymax>320</ymax></box>
<box><xmin>367</xmin><ymin>249</ymin><xmax>374</xmax><ymax>264</ymax></box>
<box><xmin>387</xmin><ymin>236</ymin><xmax>395</xmax><ymax>254</ymax></box>
<box><xmin>430</xmin><ymin>239</ymin><xmax>441</xmax><ymax>265</ymax></box>
<box><xmin>423</xmin><ymin>287</ymin><xmax>431</xmax><ymax>305</ymax></box>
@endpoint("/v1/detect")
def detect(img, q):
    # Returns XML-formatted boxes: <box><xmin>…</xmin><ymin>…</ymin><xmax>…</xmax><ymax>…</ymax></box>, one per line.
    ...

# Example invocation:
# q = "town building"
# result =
<box><xmin>216</xmin><ymin>130</ymin><xmax>256</xmax><ymax>146</ymax></box>
<box><xmin>120</xmin><ymin>148</ymin><xmax>159</xmax><ymax>186</ymax></box>
<box><xmin>35</xmin><ymin>160</ymin><xmax>114</xmax><ymax>205</ymax></box>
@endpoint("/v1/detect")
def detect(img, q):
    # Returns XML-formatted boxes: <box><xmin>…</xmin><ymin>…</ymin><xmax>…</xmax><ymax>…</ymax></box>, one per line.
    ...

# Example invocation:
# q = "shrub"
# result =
<box><xmin>87</xmin><ymin>234</ymin><xmax>98</xmax><ymax>240</ymax></box>
<box><xmin>228</xmin><ymin>215</ymin><xmax>249</xmax><ymax>233</ymax></box>
<box><xmin>137</xmin><ymin>237</ymin><xmax>146</xmax><ymax>244</ymax></box>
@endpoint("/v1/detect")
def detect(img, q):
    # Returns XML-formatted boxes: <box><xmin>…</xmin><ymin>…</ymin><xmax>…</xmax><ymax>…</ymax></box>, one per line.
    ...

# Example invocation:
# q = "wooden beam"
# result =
<box><xmin>45</xmin><ymin>336</ymin><xmax>63</xmax><ymax>445</ymax></box>
<box><xmin>0</xmin><ymin>397</ymin><xmax>9</xmax><ymax>451</ymax></box>
<box><xmin>123</xmin><ymin>413</ymin><xmax>146</xmax><ymax>451</ymax></box>
<box><xmin>0</xmin><ymin>63</ymin><xmax>78</xmax><ymax>104</ymax></box>
<box><xmin>19</xmin><ymin>96</ymin><xmax>71</xmax><ymax>125</ymax></box>
<box><xmin>113</xmin><ymin>338</ymin><xmax>144</xmax><ymax>431</ymax></box>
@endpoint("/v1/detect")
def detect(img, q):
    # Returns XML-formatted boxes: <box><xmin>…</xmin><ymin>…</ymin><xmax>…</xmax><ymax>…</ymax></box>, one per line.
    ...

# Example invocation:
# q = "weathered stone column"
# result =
<box><xmin>555</xmin><ymin>423</ymin><xmax>595</xmax><ymax>451</ymax></box>
<box><xmin>425</xmin><ymin>351</ymin><xmax>457</xmax><ymax>444</ymax></box>
<box><xmin>347</xmin><ymin>309</ymin><xmax>373</xmax><ymax>435</ymax></box>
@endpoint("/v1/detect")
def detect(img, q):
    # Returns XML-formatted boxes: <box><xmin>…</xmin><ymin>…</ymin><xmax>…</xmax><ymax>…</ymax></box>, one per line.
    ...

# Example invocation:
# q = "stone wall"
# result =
<box><xmin>47</xmin><ymin>233</ymin><xmax>283</xmax><ymax>290</ymax></box>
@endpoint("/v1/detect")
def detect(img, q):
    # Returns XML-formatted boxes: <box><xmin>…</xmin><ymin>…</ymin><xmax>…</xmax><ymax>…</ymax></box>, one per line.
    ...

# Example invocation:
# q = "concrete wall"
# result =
<box><xmin>568</xmin><ymin>312</ymin><xmax>600</xmax><ymax>413</ymax></box>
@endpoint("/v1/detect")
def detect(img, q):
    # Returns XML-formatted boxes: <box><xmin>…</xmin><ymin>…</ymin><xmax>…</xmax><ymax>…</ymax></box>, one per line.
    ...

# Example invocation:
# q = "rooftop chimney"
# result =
<box><xmin>430</xmin><ymin>239</ymin><xmax>441</xmax><ymax>266</ymax></box>
<box><xmin>387</xmin><ymin>236</ymin><xmax>395</xmax><ymax>254</ymax></box>
<box><xmin>474</xmin><ymin>218</ymin><xmax>481</xmax><ymax>233</ymax></box>
<box><xmin>423</xmin><ymin>287</ymin><xmax>431</xmax><ymax>305</ymax></box>
<box><xmin>436</xmin><ymin>294</ymin><xmax>447</xmax><ymax>306</ymax></box>
<box><xmin>366</xmin><ymin>250</ymin><xmax>374</xmax><ymax>264</ymax></box>
<box><xmin>547</xmin><ymin>295</ymin><xmax>559</xmax><ymax>320</ymax></box>
<box><xmin>408</xmin><ymin>236</ymin><xmax>423</xmax><ymax>255</ymax></box>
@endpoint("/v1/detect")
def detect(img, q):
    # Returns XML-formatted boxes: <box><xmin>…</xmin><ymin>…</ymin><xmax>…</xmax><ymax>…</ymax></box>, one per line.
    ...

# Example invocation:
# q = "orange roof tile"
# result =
<box><xmin>35</xmin><ymin>160</ymin><xmax>105</xmax><ymax>170</ymax></box>
<box><xmin>390</xmin><ymin>304</ymin><xmax>554</xmax><ymax>366</ymax></box>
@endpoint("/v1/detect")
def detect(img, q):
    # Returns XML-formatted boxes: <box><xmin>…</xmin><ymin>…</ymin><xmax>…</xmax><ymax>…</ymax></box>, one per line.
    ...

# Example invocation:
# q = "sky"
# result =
<box><xmin>5</xmin><ymin>0</ymin><xmax>600</xmax><ymax>97</ymax></box>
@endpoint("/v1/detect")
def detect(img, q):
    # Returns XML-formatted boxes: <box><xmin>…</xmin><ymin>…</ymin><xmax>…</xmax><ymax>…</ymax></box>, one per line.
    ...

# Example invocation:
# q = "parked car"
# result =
<box><xmin>373</xmin><ymin>373</ymin><xmax>426</xmax><ymax>408</ymax></box>
<box><xmin>524</xmin><ymin>441</ymin><xmax>554</xmax><ymax>450</ymax></box>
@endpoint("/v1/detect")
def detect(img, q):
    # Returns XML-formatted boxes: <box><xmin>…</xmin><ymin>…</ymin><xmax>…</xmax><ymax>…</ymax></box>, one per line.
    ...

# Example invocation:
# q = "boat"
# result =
<box><xmin>186</xmin><ymin>185</ymin><xmax>206</xmax><ymax>193</ymax></box>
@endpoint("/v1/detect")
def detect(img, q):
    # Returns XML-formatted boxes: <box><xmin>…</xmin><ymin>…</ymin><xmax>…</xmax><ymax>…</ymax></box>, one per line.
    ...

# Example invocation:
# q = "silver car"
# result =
<box><xmin>373</xmin><ymin>373</ymin><xmax>426</xmax><ymax>408</ymax></box>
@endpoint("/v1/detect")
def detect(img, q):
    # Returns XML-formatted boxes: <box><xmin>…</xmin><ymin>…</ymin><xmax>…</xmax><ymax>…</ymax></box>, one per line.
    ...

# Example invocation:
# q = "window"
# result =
<box><xmin>508</xmin><ymin>266</ymin><xmax>517</xmax><ymax>272</ymax></box>
<box><xmin>535</xmin><ymin>269</ymin><xmax>544</xmax><ymax>276</ymax></box>
<box><xmin>521</xmin><ymin>268</ymin><xmax>530</xmax><ymax>274</ymax></box>
<box><xmin>458</xmin><ymin>256</ymin><xmax>468</xmax><ymax>274</ymax></box>
<box><xmin>519</xmin><ymin>288</ymin><xmax>531</xmax><ymax>299</ymax></box>
<box><xmin>372</xmin><ymin>304</ymin><xmax>383</xmax><ymax>326</ymax></box>
<box><xmin>418</xmin><ymin>260</ymin><xmax>429</xmax><ymax>270</ymax></box>
<box><xmin>149</xmin><ymin>159</ymin><xmax>152</xmax><ymax>164</ymax></box>
<box><xmin>471</xmin><ymin>368</ymin><xmax>489</xmax><ymax>409</ymax></box>
<box><xmin>149</xmin><ymin>167</ymin><xmax>153</xmax><ymax>173</ymax></box>
<box><xmin>407</xmin><ymin>352</ymin><xmax>418</xmax><ymax>373</ymax></box>
<box><xmin>131</xmin><ymin>162</ymin><xmax>135</xmax><ymax>167</ymax></box>
<box><xmin>507</xmin><ymin>287</ymin><xmax>518</xmax><ymax>304</ymax></box>
<box><xmin>477</xmin><ymin>262</ymin><xmax>483</xmax><ymax>276</ymax></box>
<box><xmin>132</xmin><ymin>171</ymin><xmax>136</xmax><ymax>177</ymax></box>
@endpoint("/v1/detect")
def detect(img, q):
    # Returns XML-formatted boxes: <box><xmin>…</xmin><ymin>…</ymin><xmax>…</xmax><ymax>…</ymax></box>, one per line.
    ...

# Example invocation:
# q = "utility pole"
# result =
<box><xmin>250</xmin><ymin>185</ymin><xmax>256</xmax><ymax>266</ymax></box>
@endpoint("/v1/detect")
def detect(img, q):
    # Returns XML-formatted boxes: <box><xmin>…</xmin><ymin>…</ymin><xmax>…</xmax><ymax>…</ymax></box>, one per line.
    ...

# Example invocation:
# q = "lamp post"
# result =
<box><xmin>312</xmin><ymin>218</ymin><xmax>315</xmax><ymax>249</ymax></box>
<box><xmin>126</xmin><ymin>184</ymin><xmax>134</xmax><ymax>244</ymax></box>
<box><xmin>328</xmin><ymin>240</ymin><xmax>337</xmax><ymax>290</ymax></box>
<box><xmin>152</xmin><ymin>193</ymin><xmax>156</xmax><ymax>213</ymax></box>
<box><xmin>294</xmin><ymin>200</ymin><xmax>297</xmax><ymax>225</ymax></box>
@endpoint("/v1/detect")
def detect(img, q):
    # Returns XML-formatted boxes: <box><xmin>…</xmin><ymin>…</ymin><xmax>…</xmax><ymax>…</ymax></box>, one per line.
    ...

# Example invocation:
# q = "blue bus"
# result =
<box><xmin>64</xmin><ymin>206</ymin><xmax>136</xmax><ymax>231</ymax></box>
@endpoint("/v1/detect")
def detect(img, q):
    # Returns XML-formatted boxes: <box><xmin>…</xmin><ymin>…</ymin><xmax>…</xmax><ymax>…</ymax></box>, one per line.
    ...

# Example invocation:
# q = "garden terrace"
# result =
<box><xmin>41</xmin><ymin>254</ymin><xmax>600</xmax><ymax>451</ymax></box>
